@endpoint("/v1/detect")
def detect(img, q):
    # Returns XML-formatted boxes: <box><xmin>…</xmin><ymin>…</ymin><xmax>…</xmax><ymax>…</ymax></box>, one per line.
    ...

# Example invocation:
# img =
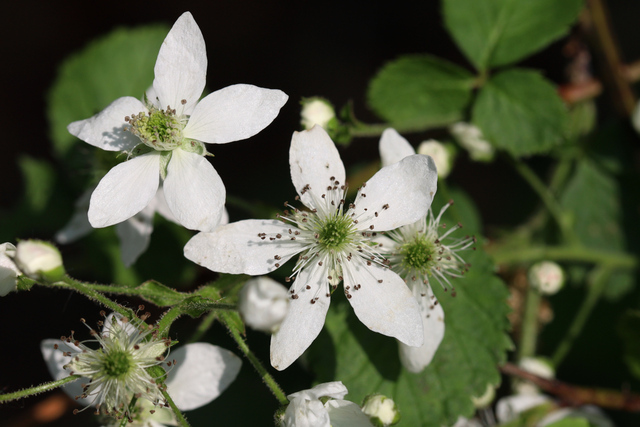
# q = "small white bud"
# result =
<box><xmin>0</xmin><ymin>243</ymin><xmax>21</xmax><ymax>296</ymax></box>
<box><xmin>515</xmin><ymin>356</ymin><xmax>555</xmax><ymax>395</ymax></box>
<box><xmin>449</xmin><ymin>122</ymin><xmax>495</xmax><ymax>162</ymax></box>
<box><xmin>14</xmin><ymin>240</ymin><xmax>65</xmax><ymax>281</ymax></box>
<box><xmin>528</xmin><ymin>261</ymin><xmax>564</xmax><ymax>295</ymax></box>
<box><xmin>417</xmin><ymin>139</ymin><xmax>453</xmax><ymax>178</ymax></box>
<box><xmin>300</xmin><ymin>97</ymin><xmax>336</xmax><ymax>130</ymax></box>
<box><xmin>238</xmin><ymin>277</ymin><xmax>289</xmax><ymax>333</ymax></box>
<box><xmin>361</xmin><ymin>394</ymin><xmax>400</xmax><ymax>426</ymax></box>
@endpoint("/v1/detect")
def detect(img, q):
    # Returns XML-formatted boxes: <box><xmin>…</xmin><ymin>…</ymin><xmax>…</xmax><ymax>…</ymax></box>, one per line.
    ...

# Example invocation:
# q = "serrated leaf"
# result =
<box><xmin>47</xmin><ymin>25</ymin><xmax>169</xmax><ymax>157</ymax></box>
<box><xmin>472</xmin><ymin>69</ymin><xmax>568</xmax><ymax>156</ymax></box>
<box><xmin>560</xmin><ymin>160</ymin><xmax>634</xmax><ymax>299</ymax></box>
<box><xmin>443</xmin><ymin>0</ymin><xmax>583</xmax><ymax>70</ymax></box>
<box><xmin>308</xmin><ymin>249</ymin><xmax>511</xmax><ymax>427</ymax></box>
<box><xmin>367</xmin><ymin>54</ymin><xmax>475</xmax><ymax>129</ymax></box>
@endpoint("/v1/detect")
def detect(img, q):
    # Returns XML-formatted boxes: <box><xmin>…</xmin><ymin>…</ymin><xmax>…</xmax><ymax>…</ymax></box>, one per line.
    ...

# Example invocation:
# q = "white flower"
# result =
<box><xmin>185</xmin><ymin>126</ymin><xmax>438</xmax><ymax>370</ymax></box>
<box><xmin>361</xmin><ymin>394</ymin><xmax>400</xmax><ymax>426</ymax></box>
<box><xmin>300</xmin><ymin>97</ymin><xmax>336</xmax><ymax>130</ymax></box>
<box><xmin>41</xmin><ymin>314</ymin><xmax>241</xmax><ymax>424</ymax></box>
<box><xmin>449</xmin><ymin>122</ymin><xmax>494</xmax><ymax>161</ymax></box>
<box><xmin>0</xmin><ymin>243</ymin><xmax>21</xmax><ymax>296</ymax></box>
<box><xmin>68</xmin><ymin>12</ymin><xmax>287</xmax><ymax>232</ymax></box>
<box><xmin>528</xmin><ymin>261</ymin><xmax>564</xmax><ymax>295</ymax></box>
<box><xmin>238</xmin><ymin>276</ymin><xmax>289</xmax><ymax>333</ymax></box>
<box><xmin>514</xmin><ymin>357</ymin><xmax>555</xmax><ymax>396</ymax></box>
<box><xmin>417</xmin><ymin>140</ymin><xmax>452</xmax><ymax>178</ymax></box>
<box><xmin>14</xmin><ymin>240</ymin><xmax>65</xmax><ymax>281</ymax></box>
<box><xmin>283</xmin><ymin>381</ymin><xmax>373</xmax><ymax>427</ymax></box>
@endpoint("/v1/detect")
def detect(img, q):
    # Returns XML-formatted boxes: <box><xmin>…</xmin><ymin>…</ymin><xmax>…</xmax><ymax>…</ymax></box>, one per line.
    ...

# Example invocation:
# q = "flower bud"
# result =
<box><xmin>515</xmin><ymin>357</ymin><xmax>555</xmax><ymax>395</ymax></box>
<box><xmin>14</xmin><ymin>240</ymin><xmax>65</xmax><ymax>282</ymax></box>
<box><xmin>238</xmin><ymin>277</ymin><xmax>289</xmax><ymax>333</ymax></box>
<box><xmin>300</xmin><ymin>97</ymin><xmax>336</xmax><ymax>130</ymax></box>
<box><xmin>0</xmin><ymin>243</ymin><xmax>21</xmax><ymax>296</ymax></box>
<box><xmin>528</xmin><ymin>261</ymin><xmax>564</xmax><ymax>295</ymax></box>
<box><xmin>361</xmin><ymin>394</ymin><xmax>400</xmax><ymax>426</ymax></box>
<box><xmin>417</xmin><ymin>139</ymin><xmax>453</xmax><ymax>178</ymax></box>
<box><xmin>449</xmin><ymin>122</ymin><xmax>494</xmax><ymax>162</ymax></box>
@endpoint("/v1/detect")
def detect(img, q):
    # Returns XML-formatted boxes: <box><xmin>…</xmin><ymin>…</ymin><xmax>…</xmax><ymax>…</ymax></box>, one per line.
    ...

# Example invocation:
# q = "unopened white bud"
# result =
<box><xmin>449</xmin><ymin>122</ymin><xmax>494</xmax><ymax>161</ymax></box>
<box><xmin>361</xmin><ymin>394</ymin><xmax>400</xmax><ymax>426</ymax></box>
<box><xmin>515</xmin><ymin>356</ymin><xmax>555</xmax><ymax>395</ymax></box>
<box><xmin>238</xmin><ymin>277</ymin><xmax>289</xmax><ymax>333</ymax></box>
<box><xmin>300</xmin><ymin>97</ymin><xmax>336</xmax><ymax>130</ymax></box>
<box><xmin>14</xmin><ymin>240</ymin><xmax>65</xmax><ymax>281</ymax></box>
<box><xmin>528</xmin><ymin>261</ymin><xmax>564</xmax><ymax>295</ymax></box>
<box><xmin>0</xmin><ymin>243</ymin><xmax>21</xmax><ymax>296</ymax></box>
<box><xmin>417</xmin><ymin>140</ymin><xmax>453</xmax><ymax>178</ymax></box>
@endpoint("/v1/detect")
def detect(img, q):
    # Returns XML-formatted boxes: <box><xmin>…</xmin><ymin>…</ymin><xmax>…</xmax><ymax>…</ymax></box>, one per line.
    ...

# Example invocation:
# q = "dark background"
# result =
<box><xmin>2</xmin><ymin>1</ymin><xmax>640</xmax><ymax>426</ymax></box>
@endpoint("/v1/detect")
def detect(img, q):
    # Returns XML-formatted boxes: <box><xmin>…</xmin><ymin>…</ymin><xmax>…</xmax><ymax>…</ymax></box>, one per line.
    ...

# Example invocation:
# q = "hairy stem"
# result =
<box><xmin>0</xmin><ymin>376</ymin><xmax>81</xmax><ymax>403</ymax></box>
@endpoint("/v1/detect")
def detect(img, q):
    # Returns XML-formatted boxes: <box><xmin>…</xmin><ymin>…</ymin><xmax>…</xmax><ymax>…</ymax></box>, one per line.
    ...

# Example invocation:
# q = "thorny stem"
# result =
<box><xmin>161</xmin><ymin>388</ymin><xmax>191</xmax><ymax>427</ymax></box>
<box><xmin>0</xmin><ymin>376</ymin><xmax>81</xmax><ymax>403</ymax></box>
<box><xmin>552</xmin><ymin>266</ymin><xmax>612</xmax><ymax>367</ymax></box>
<box><xmin>218</xmin><ymin>312</ymin><xmax>289</xmax><ymax>406</ymax></box>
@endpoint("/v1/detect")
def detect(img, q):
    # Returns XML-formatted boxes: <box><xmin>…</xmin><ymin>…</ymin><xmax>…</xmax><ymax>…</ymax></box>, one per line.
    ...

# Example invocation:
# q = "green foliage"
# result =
<box><xmin>47</xmin><ymin>25</ymin><xmax>169</xmax><ymax>157</ymax></box>
<box><xmin>472</xmin><ymin>69</ymin><xmax>568</xmax><ymax>157</ymax></box>
<box><xmin>618</xmin><ymin>310</ymin><xmax>640</xmax><ymax>380</ymax></box>
<box><xmin>443</xmin><ymin>0</ymin><xmax>583</xmax><ymax>70</ymax></box>
<box><xmin>367</xmin><ymin>55</ymin><xmax>475</xmax><ymax>129</ymax></box>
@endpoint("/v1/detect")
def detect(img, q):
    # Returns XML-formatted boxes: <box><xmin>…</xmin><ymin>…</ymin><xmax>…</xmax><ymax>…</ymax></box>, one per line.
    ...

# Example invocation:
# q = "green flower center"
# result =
<box><xmin>127</xmin><ymin>106</ymin><xmax>184</xmax><ymax>151</ymax></box>
<box><xmin>399</xmin><ymin>235</ymin><xmax>436</xmax><ymax>273</ymax></box>
<box><xmin>101</xmin><ymin>349</ymin><xmax>134</xmax><ymax>379</ymax></box>
<box><xmin>317</xmin><ymin>215</ymin><xmax>354</xmax><ymax>251</ymax></box>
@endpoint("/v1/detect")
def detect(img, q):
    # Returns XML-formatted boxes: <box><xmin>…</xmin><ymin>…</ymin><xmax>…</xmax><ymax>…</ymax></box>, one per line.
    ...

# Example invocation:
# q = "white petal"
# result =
<box><xmin>289</xmin><ymin>126</ymin><xmax>346</xmax><ymax>208</ymax></box>
<box><xmin>67</xmin><ymin>96</ymin><xmax>145</xmax><ymax>152</ymax></box>
<box><xmin>184</xmin><ymin>220</ymin><xmax>302</xmax><ymax>275</ymax></box>
<box><xmin>40</xmin><ymin>339</ymin><xmax>92</xmax><ymax>406</ymax></box>
<box><xmin>163</xmin><ymin>149</ymin><xmax>224</xmax><ymax>231</ymax></box>
<box><xmin>271</xmin><ymin>261</ymin><xmax>331</xmax><ymax>370</ymax></box>
<box><xmin>301</xmin><ymin>382</ymin><xmax>348</xmax><ymax>401</ymax></box>
<box><xmin>495</xmin><ymin>394</ymin><xmax>550</xmax><ymax>424</ymax></box>
<box><xmin>343</xmin><ymin>258</ymin><xmax>423</xmax><ymax>346</ymax></box>
<box><xmin>153</xmin><ymin>12</ymin><xmax>206</xmax><ymax>116</ymax></box>
<box><xmin>166</xmin><ymin>343</ymin><xmax>242</xmax><ymax>411</ymax></box>
<box><xmin>183</xmin><ymin>84</ymin><xmax>288</xmax><ymax>143</ymax></box>
<box><xmin>326</xmin><ymin>400</ymin><xmax>374</xmax><ymax>427</ymax></box>
<box><xmin>88</xmin><ymin>152</ymin><xmax>160</xmax><ymax>228</ymax></box>
<box><xmin>284</xmin><ymin>396</ymin><xmax>330</xmax><ymax>427</ymax></box>
<box><xmin>351</xmin><ymin>154</ymin><xmax>438</xmax><ymax>231</ymax></box>
<box><xmin>0</xmin><ymin>245</ymin><xmax>19</xmax><ymax>297</ymax></box>
<box><xmin>379</xmin><ymin>128</ymin><xmax>416</xmax><ymax>167</ymax></box>
<box><xmin>55</xmin><ymin>189</ymin><xmax>93</xmax><ymax>244</ymax></box>
<box><xmin>238</xmin><ymin>277</ymin><xmax>289</xmax><ymax>333</ymax></box>
<box><xmin>398</xmin><ymin>284</ymin><xmax>445</xmax><ymax>373</ymax></box>
<box><xmin>153</xmin><ymin>185</ymin><xmax>179</xmax><ymax>224</ymax></box>
<box><xmin>115</xmin><ymin>203</ymin><xmax>155</xmax><ymax>267</ymax></box>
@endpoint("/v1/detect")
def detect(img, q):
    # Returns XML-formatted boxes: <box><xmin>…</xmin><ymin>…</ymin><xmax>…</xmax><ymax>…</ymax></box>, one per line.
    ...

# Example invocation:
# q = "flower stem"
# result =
<box><xmin>517</xmin><ymin>284</ymin><xmax>542</xmax><ymax>362</ymax></box>
<box><xmin>490</xmin><ymin>245</ymin><xmax>637</xmax><ymax>270</ymax></box>
<box><xmin>161</xmin><ymin>388</ymin><xmax>191</xmax><ymax>427</ymax></box>
<box><xmin>53</xmin><ymin>276</ymin><xmax>136</xmax><ymax>319</ymax></box>
<box><xmin>551</xmin><ymin>266</ymin><xmax>611</xmax><ymax>367</ymax></box>
<box><xmin>0</xmin><ymin>376</ymin><xmax>81</xmax><ymax>403</ymax></box>
<box><xmin>218</xmin><ymin>312</ymin><xmax>289</xmax><ymax>405</ymax></box>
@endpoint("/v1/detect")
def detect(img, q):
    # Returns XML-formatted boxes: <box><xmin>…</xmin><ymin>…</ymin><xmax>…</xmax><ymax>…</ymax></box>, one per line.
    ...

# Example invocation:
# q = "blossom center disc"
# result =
<box><xmin>400</xmin><ymin>236</ymin><xmax>436</xmax><ymax>274</ymax></box>
<box><xmin>127</xmin><ymin>106</ymin><xmax>184</xmax><ymax>151</ymax></box>
<box><xmin>101</xmin><ymin>349</ymin><xmax>134</xmax><ymax>379</ymax></box>
<box><xmin>317</xmin><ymin>215</ymin><xmax>354</xmax><ymax>251</ymax></box>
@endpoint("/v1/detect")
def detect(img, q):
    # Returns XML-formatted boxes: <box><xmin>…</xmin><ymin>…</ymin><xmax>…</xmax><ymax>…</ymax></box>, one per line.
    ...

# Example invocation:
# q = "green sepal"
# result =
<box><xmin>129</xmin><ymin>143</ymin><xmax>154</xmax><ymax>159</ymax></box>
<box><xmin>181</xmin><ymin>140</ymin><xmax>207</xmax><ymax>156</ymax></box>
<box><xmin>16</xmin><ymin>275</ymin><xmax>37</xmax><ymax>292</ymax></box>
<box><xmin>159</xmin><ymin>151</ymin><xmax>173</xmax><ymax>180</ymax></box>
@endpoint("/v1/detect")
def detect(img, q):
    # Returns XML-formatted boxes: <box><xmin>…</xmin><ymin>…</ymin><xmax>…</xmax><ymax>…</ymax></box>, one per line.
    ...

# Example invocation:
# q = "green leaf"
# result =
<box><xmin>131</xmin><ymin>280</ymin><xmax>185</xmax><ymax>306</ymax></box>
<box><xmin>617</xmin><ymin>310</ymin><xmax>640</xmax><ymax>380</ymax></box>
<box><xmin>47</xmin><ymin>25</ymin><xmax>169</xmax><ymax>157</ymax></box>
<box><xmin>308</xmin><ymin>249</ymin><xmax>511</xmax><ymax>427</ymax></box>
<box><xmin>472</xmin><ymin>69</ymin><xmax>568</xmax><ymax>157</ymax></box>
<box><xmin>367</xmin><ymin>54</ymin><xmax>475</xmax><ymax>129</ymax></box>
<box><xmin>17</xmin><ymin>156</ymin><xmax>56</xmax><ymax>213</ymax></box>
<box><xmin>443</xmin><ymin>0</ymin><xmax>583</xmax><ymax>70</ymax></box>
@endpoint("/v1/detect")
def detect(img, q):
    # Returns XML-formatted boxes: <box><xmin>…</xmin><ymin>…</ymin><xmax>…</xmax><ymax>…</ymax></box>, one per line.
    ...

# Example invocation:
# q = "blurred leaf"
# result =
<box><xmin>47</xmin><ymin>25</ymin><xmax>169</xmax><ymax>157</ymax></box>
<box><xmin>560</xmin><ymin>159</ymin><xmax>634</xmax><ymax>299</ymax></box>
<box><xmin>618</xmin><ymin>310</ymin><xmax>640</xmax><ymax>380</ymax></box>
<box><xmin>18</xmin><ymin>156</ymin><xmax>56</xmax><ymax>213</ymax></box>
<box><xmin>544</xmin><ymin>418</ymin><xmax>591</xmax><ymax>427</ymax></box>
<box><xmin>308</xmin><ymin>249</ymin><xmax>511</xmax><ymax>427</ymax></box>
<box><xmin>443</xmin><ymin>0</ymin><xmax>583</xmax><ymax>70</ymax></box>
<box><xmin>367</xmin><ymin>54</ymin><xmax>475</xmax><ymax>129</ymax></box>
<box><xmin>472</xmin><ymin>69</ymin><xmax>568</xmax><ymax>156</ymax></box>
<box><xmin>433</xmin><ymin>184</ymin><xmax>483</xmax><ymax>236</ymax></box>
<box><xmin>565</xmin><ymin>101</ymin><xmax>596</xmax><ymax>142</ymax></box>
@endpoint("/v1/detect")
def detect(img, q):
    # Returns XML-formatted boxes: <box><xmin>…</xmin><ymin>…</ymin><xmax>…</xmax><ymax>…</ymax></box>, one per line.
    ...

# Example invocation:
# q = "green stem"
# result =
<box><xmin>161</xmin><ymin>388</ymin><xmax>191</xmax><ymax>427</ymax></box>
<box><xmin>490</xmin><ymin>245</ymin><xmax>637</xmax><ymax>269</ymax></box>
<box><xmin>51</xmin><ymin>276</ymin><xmax>135</xmax><ymax>319</ymax></box>
<box><xmin>219</xmin><ymin>312</ymin><xmax>288</xmax><ymax>405</ymax></box>
<box><xmin>551</xmin><ymin>266</ymin><xmax>612</xmax><ymax>367</ymax></box>
<box><xmin>348</xmin><ymin>122</ymin><xmax>434</xmax><ymax>138</ymax></box>
<box><xmin>0</xmin><ymin>376</ymin><xmax>81</xmax><ymax>403</ymax></box>
<box><xmin>518</xmin><ymin>285</ymin><xmax>542</xmax><ymax>361</ymax></box>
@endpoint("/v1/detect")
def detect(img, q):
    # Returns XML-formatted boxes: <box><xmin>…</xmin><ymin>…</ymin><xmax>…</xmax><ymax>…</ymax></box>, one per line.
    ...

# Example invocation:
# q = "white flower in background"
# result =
<box><xmin>515</xmin><ymin>357</ymin><xmax>555</xmax><ymax>396</ymax></box>
<box><xmin>378</xmin><ymin>128</ymin><xmax>475</xmax><ymax>373</ymax></box>
<box><xmin>300</xmin><ymin>97</ymin><xmax>336</xmax><ymax>130</ymax></box>
<box><xmin>449</xmin><ymin>122</ymin><xmax>494</xmax><ymax>162</ymax></box>
<box><xmin>238</xmin><ymin>276</ymin><xmax>289</xmax><ymax>333</ymax></box>
<box><xmin>416</xmin><ymin>139</ymin><xmax>452</xmax><ymax>178</ymax></box>
<box><xmin>14</xmin><ymin>240</ymin><xmax>65</xmax><ymax>281</ymax></box>
<box><xmin>41</xmin><ymin>313</ymin><xmax>242</xmax><ymax>424</ymax></box>
<box><xmin>361</xmin><ymin>394</ymin><xmax>400</xmax><ymax>426</ymax></box>
<box><xmin>185</xmin><ymin>126</ymin><xmax>438</xmax><ymax>370</ymax></box>
<box><xmin>528</xmin><ymin>261</ymin><xmax>564</xmax><ymax>295</ymax></box>
<box><xmin>0</xmin><ymin>243</ymin><xmax>21</xmax><ymax>296</ymax></box>
<box><xmin>68</xmin><ymin>11</ymin><xmax>287</xmax><ymax>232</ymax></box>
<box><xmin>283</xmin><ymin>381</ymin><xmax>373</xmax><ymax>427</ymax></box>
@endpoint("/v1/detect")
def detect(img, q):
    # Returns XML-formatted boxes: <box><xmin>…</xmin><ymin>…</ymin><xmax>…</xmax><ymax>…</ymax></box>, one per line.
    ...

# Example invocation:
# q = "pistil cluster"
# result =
<box><xmin>125</xmin><ymin>102</ymin><xmax>187</xmax><ymax>151</ymax></box>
